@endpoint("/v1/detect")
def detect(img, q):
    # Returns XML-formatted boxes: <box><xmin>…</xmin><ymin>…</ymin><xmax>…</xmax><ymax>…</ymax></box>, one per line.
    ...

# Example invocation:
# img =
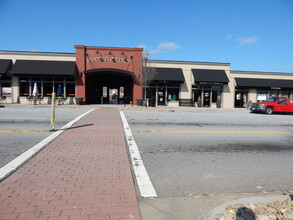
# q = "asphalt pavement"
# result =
<box><xmin>0</xmin><ymin>105</ymin><xmax>89</xmax><ymax>168</ymax></box>
<box><xmin>1</xmin><ymin>105</ymin><xmax>292</xmax><ymax>220</ymax></box>
<box><xmin>123</xmin><ymin>108</ymin><xmax>293</xmax><ymax>219</ymax></box>
<box><xmin>123</xmin><ymin>109</ymin><xmax>293</xmax><ymax>196</ymax></box>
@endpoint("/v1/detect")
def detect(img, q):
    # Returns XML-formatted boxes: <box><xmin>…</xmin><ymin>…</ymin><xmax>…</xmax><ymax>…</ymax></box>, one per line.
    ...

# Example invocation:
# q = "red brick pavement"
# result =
<box><xmin>0</xmin><ymin>109</ymin><xmax>141</xmax><ymax>220</ymax></box>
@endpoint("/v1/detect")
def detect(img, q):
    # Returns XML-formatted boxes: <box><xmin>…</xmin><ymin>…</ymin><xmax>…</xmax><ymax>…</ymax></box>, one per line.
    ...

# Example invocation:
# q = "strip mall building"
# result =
<box><xmin>1</xmin><ymin>45</ymin><xmax>293</xmax><ymax>108</ymax></box>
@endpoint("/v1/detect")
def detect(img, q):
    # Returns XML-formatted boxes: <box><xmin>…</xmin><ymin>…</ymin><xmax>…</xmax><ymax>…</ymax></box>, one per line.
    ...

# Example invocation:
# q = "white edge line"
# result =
<box><xmin>0</xmin><ymin>109</ymin><xmax>95</xmax><ymax>181</ymax></box>
<box><xmin>120</xmin><ymin>111</ymin><xmax>158</xmax><ymax>198</ymax></box>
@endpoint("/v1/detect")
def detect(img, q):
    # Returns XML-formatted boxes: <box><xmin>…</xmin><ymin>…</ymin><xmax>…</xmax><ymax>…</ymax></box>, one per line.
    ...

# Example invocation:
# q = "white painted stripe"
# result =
<box><xmin>120</xmin><ymin>111</ymin><xmax>158</xmax><ymax>198</ymax></box>
<box><xmin>0</xmin><ymin>109</ymin><xmax>94</xmax><ymax>181</ymax></box>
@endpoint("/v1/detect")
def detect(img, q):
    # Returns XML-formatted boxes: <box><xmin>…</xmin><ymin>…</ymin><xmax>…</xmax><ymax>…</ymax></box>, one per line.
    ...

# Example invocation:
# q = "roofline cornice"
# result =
<box><xmin>231</xmin><ymin>70</ymin><xmax>293</xmax><ymax>76</ymax></box>
<box><xmin>74</xmin><ymin>45</ymin><xmax>143</xmax><ymax>51</ymax></box>
<box><xmin>0</xmin><ymin>50</ymin><xmax>76</xmax><ymax>57</ymax></box>
<box><xmin>148</xmin><ymin>59</ymin><xmax>230</xmax><ymax>66</ymax></box>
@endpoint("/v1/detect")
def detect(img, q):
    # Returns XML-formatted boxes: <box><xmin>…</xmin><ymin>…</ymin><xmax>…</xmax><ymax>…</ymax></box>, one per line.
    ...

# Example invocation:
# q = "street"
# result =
<box><xmin>1</xmin><ymin>106</ymin><xmax>293</xmax><ymax>219</ymax></box>
<box><xmin>1</xmin><ymin>106</ymin><xmax>292</xmax><ymax>198</ymax></box>
<box><xmin>0</xmin><ymin>105</ymin><xmax>89</xmax><ymax>168</ymax></box>
<box><xmin>123</xmin><ymin>109</ymin><xmax>293</xmax><ymax>197</ymax></box>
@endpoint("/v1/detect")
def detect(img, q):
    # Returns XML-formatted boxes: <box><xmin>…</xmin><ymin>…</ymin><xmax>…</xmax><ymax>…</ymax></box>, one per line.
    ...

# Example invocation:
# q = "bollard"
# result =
<box><xmin>49</xmin><ymin>92</ymin><xmax>56</xmax><ymax>132</ymax></box>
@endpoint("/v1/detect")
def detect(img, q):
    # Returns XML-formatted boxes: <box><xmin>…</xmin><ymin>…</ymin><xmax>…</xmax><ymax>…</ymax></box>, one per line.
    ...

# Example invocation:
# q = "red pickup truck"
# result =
<box><xmin>250</xmin><ymin>97</ymin><xmax>293</xmax><ymax>114</ymax></box>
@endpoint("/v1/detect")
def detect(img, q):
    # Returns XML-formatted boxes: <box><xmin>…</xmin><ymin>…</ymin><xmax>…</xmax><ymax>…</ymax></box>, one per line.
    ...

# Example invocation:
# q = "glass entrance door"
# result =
<box><xmin>109</xmin><ymin>88</ymin><xmax>118</xmax><ymax>104</ymax></box>
<box><xmin>203</xmin><ymin>90</ymin><xmax>210</xmax><ymax>107</ymax></box>
<box><xmin>235</xmin><ymin>91</ymin><xmax>248</xmax><ymax>108</ymax></box>
<box><xmin>158</xmin><ymin>88</ymin><xmax>166</xmax><ymax>105</ymax></box>
<box><xmin>193</xmin><ymin>90</ymin><xmax>202</xmax><ymax>107</ymax></box>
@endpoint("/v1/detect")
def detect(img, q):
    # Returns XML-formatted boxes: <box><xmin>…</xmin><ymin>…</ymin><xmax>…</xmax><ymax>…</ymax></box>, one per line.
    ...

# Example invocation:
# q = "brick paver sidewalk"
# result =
<box><xmin>0</xmin><ymin>109</ymin><xmax>141</xmax><ymax>220</ymax></box>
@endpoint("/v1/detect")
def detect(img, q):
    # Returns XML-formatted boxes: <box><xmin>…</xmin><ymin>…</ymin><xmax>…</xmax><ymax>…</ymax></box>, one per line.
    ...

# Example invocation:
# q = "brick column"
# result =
<box><xmin>75</xmin><ymin>46</ymin><xmax>86</xmax><ymax>103</ymax></box>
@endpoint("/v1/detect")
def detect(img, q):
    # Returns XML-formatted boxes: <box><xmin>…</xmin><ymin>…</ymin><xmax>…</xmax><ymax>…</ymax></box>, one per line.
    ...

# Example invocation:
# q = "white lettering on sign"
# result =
<box><xmin>88</xmin><ymin>56</ymin><xmax>131</xmax><ymax>63</ymax></box>
<box><xmin>271</xmin><ymin>87</ymin><xmax>281</xmax><ymax>90</ymax></box>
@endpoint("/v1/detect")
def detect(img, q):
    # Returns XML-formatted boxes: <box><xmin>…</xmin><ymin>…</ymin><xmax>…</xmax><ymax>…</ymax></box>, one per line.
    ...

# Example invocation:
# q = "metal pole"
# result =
<box><xmin>50</xmin><ymin>92</ymin><xmax>56</xmax><ymax>132</ymax></box>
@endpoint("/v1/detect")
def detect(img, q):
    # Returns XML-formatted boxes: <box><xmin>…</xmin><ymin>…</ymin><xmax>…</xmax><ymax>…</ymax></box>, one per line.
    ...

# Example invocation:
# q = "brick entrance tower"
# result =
<box><xmin>75</xmin><ymin>45</ymin><xmax>143</xmax><ymax>104</ymax></box>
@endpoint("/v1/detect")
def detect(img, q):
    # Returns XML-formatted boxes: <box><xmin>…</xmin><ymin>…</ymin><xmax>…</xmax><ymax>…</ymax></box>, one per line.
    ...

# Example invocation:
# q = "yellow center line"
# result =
<box><xmin>136</xmin><ymin>130</ymin><xmax>293</xmax><ymax>134</ymax></box>
<box><xmin>0</xmin><ymin>130</ymin><xmax>44</xmax><ymax>133</ymax></box>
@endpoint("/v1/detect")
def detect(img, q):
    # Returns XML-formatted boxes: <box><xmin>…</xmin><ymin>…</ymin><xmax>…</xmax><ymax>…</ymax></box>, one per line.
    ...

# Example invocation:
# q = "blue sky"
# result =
<box><xmin>0</xmin><ymin>0</ymin><xmax>293</xmax><ymax>73</ymax></box>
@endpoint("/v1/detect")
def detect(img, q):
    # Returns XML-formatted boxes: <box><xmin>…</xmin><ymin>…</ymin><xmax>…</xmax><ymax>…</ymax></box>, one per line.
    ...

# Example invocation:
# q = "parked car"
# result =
<box><xmin>250</xmin><ymin>97</ymin><xmax>293</xmax><ymax>114</ymax></box>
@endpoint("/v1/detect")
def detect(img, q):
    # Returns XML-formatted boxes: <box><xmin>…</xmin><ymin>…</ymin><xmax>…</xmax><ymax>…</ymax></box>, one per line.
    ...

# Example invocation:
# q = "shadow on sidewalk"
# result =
<box><xmin>60</xmin><ymin>123</ymin><xmax>94</xmax><ymax>130</ymax></box>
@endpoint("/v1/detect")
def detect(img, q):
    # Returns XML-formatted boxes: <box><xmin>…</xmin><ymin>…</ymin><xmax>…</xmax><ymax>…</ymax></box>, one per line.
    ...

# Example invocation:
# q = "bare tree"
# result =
<box><xmin>142</xmin><ymin>52</ymin><xmax>157</xmax><ymax>103</ymax></box>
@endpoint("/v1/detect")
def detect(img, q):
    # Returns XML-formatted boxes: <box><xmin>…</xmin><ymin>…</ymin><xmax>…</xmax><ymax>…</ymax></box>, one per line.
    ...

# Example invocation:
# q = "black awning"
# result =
<box><xmin>235</xmin><ymin>78</ymin><xmax>293</xmax><ymax>88</ymax></box>
<box><xmin>12</xmin><ymin>60</ymin><xmax>76</xmax><ymax>76</ymax></box>
<box><xmin>192</xmin><ymin>69</ymin><xmax>229</xmax><ymax>83</ymax></box>
<box><xmin>151</xmin><ymin>67</ymin><xmax>184</xmax><ymax>82</ymax></box>
<box><xmin>0</xmin><ymin>59</ymin><xmax>12</xmax><ymax>75</ymax></box>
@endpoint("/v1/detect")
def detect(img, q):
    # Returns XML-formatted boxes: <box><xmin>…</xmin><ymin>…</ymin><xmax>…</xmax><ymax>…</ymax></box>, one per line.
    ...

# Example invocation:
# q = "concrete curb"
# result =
<box><xmin>0</xmin><ymin>109</ymin><xmax>94</xmax><ymax>181</ymax></box>
<box><xmin>120</xmin><ymin>111</ymin><xmax>158</xmax><ymax>198</ymax></box>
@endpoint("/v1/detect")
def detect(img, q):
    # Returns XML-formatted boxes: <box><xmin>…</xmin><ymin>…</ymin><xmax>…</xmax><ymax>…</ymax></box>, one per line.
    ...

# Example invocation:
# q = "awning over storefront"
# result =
<box><xmin>0</xmin><ymin>59</ymin><xmax>12</xmax><ymax>75</ymax></box>
<box><xmin>12</xmin><ymin>60</ymin><xmax>76</xmax><ymax>76</ymax></box>
<box><xmin>235</xmin><ymin>78</ymin><xmax>293</xmax><ymax>88</ymax></box>
<box><xmin>151</xmin><ymin>67</ymin><xmax>185</xmax><ymax>82</ymax></box>
<box><xmin>192</xmin><ymin>69</ymin><xmax>229</xmax><ymax>83</ymax></box>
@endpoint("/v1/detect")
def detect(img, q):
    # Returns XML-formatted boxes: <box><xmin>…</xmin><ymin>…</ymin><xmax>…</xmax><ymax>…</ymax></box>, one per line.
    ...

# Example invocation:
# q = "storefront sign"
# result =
<box><xmin>271</xmin><ymin>87</ymin><xmax>281</xmax><ymax>90</ymax></box>
<box><xmin>257</xmin><ymin>94</ymin><xmax>267</xmax><ymax>101</ymax></box>
<box><xmin>2</xmin><ymin>87</ymin><xmax>11</xmax><ymax>96</ymax></box>
<box><xmin>198</xmin><ymin>82</ymin><xmax>223</xmax><ymax>85</ymax></box>
<box><xmin>88</xmin><ymin>56</ymin><xmax>132</xmax><ymax>63</ymax></box>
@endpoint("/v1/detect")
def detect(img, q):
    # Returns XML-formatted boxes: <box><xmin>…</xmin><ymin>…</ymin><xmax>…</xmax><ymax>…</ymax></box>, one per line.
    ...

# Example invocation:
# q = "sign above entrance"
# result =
<box><xmin>87</xmin><ymin>56</ymin><xmax>132</xmax><ymax>64</ymax></box>
<box><xmin>198</xmin><ymin>82</ymin><xmax>224</xmax><ymax>85</ymax></box>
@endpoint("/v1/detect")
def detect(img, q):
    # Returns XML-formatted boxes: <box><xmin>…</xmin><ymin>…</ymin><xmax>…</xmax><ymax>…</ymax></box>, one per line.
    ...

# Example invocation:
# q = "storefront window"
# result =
<box><xmin>1</xmin><ymin>78</ymin><xmax>12</xmax><ymax>97</ymax></box>
<box><xmin>43</xmin><ymin>77</ymin><xmax>54</xmax><ymax>82</ymax></box>
<box><xmin>1</xmin><ymin>87</ymin><xmax>11</xmax><ymax>96</ymax></box>
<box><xmin>256</xmin><ymin>88</ymin><xmax>292</xmax><ymax>102</ymax></box>
<box><xmin>54</xmin><ymin>78</ymin><xmax>64</xmax><ymax>82</ymax></box>
<box><xmin>19</xmin><ymin>82</ymin><xmax>30</xmax><ymax>96</ymax></box>
<box><xmin>279</xmin><ymin>91</ymin><xmax>290</xmax><ymax>97</ymax></box>
<box><xmin>119</xmin><ymin>87</ymin><xmax>124</xmax><ymax>99</ymax></box>
<box><xmin>146</xmin><ymin>87</ymin><xmax>156</xmax><ymax>107</ymax></box>
<box><xmin>167</xmin><ymin>88</ymin><xmax>179</xmax><ymax>101</ymax></box>
<box><xmin>102</xmin><ymin>86</ymin><xmax>107</xmax><ymax>97</ymax></box>
<box><xmin>43</xmin><ymin>82</ymin><xmax>53</xmax><ymax>96</ymax></box>
<box><xmin>31</xmin><ymin>82</ymin><xmax>41</xmax><ymax>96</ymax></box>
<box><xmin>66</xmin><ymin>83</ymin><xmax>75</xmax><ymax>97</ymax></box>
<box><xmin>54</xmin><ymin>83</ymin><xmax>64</xmax><ymax>96</ymax></box>
<box><xmin>212</xmin><ymin>91</ymin><xmax>218</xmax><ymax>103</ymax></box>
<box><xmin>269</xmin><ymin>91</ymin><xmax>279</xmax><ymax>97</ymax></box>
<box><xmin>18</xmin><ymin>77</ymin><xmax>76</xmax><ymax>97</ymax></box>
<box><xmin>257</xmin><ymin>93</ymin><xmax>267</xmax><ymax>102</ymax></box>
<box><xmin>31</xmin><ymin>77</ymin><xmax>42</xmax><ymax>82</ymax></box>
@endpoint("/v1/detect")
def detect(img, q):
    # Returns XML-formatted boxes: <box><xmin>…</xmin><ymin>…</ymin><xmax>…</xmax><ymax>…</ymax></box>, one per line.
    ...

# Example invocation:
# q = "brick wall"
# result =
<box><xmin>75</xmin><ymin>45</ymin><xmax>143</xmax><ymax>104</ymax></box>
